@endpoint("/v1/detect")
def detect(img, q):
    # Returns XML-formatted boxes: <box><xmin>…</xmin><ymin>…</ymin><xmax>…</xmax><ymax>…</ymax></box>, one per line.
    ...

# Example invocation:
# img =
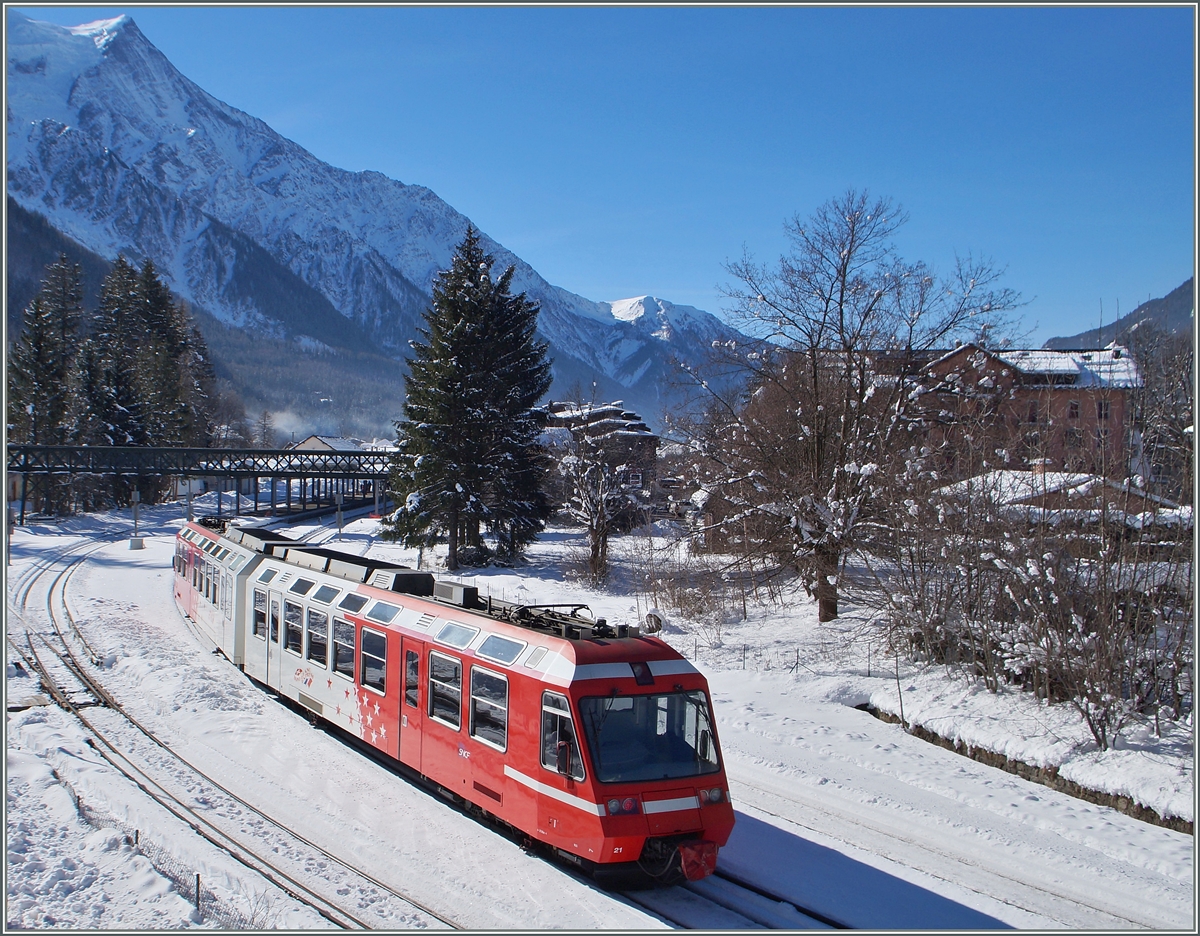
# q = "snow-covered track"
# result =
<box><xmin>620</xmin><ymin>871</ymin><xmax>836</xmax><ymax>929</ymax></box>
<box><xmin>14</xmin><ymin>537</ymin><xmax>464</xmax><ymax>930</ymax></box>
<box><xmin>729</xmin><ymin>774</ymin><xmax>1179</xmax><ymax>929</ymax></box>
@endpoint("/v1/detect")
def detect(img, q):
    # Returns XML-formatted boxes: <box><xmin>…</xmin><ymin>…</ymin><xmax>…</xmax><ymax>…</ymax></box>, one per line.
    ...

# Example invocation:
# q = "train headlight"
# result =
<box><xmin>605</xmin><ymin>797</ymin><xmax>641</xmax><ymax>816</ymax></box>
<box><xmin>607</xmin><ymin>799</ymin><xmax>621</xmax><ymax>814</ymax></box>
<box><xmin>699</xmin><ymin>787</ymin><xmax>724</xmax><ymax>804</ymax></box>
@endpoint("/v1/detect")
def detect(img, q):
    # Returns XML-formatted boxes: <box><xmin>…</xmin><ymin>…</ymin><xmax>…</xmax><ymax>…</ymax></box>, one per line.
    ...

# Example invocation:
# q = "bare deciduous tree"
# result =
<box><xmin>684</xmin><ymin>189</ymin><xmax>1021</xmax><ymax>620</ymax></box>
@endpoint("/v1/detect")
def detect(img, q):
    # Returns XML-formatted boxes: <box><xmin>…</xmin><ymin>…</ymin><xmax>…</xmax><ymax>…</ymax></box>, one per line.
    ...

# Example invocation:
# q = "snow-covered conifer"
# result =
<box><xmin>383</xmin><ymin>226</ymin><xmax>552</xmax><ymax>568</ymax></box>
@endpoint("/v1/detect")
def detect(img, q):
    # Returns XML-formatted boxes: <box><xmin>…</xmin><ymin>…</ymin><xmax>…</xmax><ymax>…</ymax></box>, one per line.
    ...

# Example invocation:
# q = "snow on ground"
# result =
<box><xmin>6</xmin><ymin>497</ymin><xmax>1195</xmax><ymax>929</ymax></box>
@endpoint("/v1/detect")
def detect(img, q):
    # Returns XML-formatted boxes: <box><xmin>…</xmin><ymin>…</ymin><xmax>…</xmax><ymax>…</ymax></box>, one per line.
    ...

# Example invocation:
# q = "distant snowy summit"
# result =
<box><xmin>6</xmin><ymin>12</ymin><xmax>744</xmax><ymax>427</ymax></box>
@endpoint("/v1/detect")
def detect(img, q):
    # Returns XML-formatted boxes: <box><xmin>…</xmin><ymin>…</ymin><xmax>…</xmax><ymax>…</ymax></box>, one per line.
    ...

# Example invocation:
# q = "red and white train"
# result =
<box><xmin>173</xmin><ymin>520</ymin><xmax>734</xmax><ymax>885</ymax></box>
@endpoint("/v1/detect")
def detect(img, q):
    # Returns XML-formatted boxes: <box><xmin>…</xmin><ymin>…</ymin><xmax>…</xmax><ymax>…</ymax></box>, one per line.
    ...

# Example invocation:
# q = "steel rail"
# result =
<box><xmin>19</xmin><ymin>530</ymin><xmax>463</xmax><ymax>930</ymax></box>
<box><xmin>21</xmin><ymin>632</ymin><xmax>372</xmax><ymax>929</ymax></box>
<box><xmin>728</xmin><ymin>776</ymin><xmax>1164</xmax><ymax>929</ymax></box>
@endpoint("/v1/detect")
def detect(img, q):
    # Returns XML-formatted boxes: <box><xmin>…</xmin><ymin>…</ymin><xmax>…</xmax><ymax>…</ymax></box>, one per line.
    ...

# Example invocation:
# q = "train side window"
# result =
<box><xmin>469</xmin><ymin>667</ymin><xmax>508</xmax><ymax>751</ymax></box>
<box><xmin>360</xmin><ymin>628</ymin><xmax>386</xmax><ymax>694</ymax></box>
<box><xmin>306</xmin><ymin>609</ymin><xmax>328</xmax><ymax>667</ymax></box>
<box><xmin>289</xmin><ymin>578</ymin><xmax>315</xmax><ymax>596</ymax></box>
<box><xmin>311</xmin><ymin>585</ymin><xmax>340</xmax><ymax>605</ymax></box>
<box><xmin>252</xmin><ymin>589</ymin><xmax>267</xmax><ymax>639</ymax></box>
<box><xmin>258</xmin><ymin>568</ymin><xmax>277</xmax><ymax>584</ymax></box>
<box><xmin>366</xmin><ymin>601</ymin><xmax>400</xmax><ymax>625</ymax></box>
<box><xmin>477</xmin><ymin>634</ymin><xmax>526</xmax><ymax>666</ymax></box>
<box><xmin>269</xmin><ymin>597</ymin><xmax>280</xmax><ymax>643</ymax></box>
<box><xmin>333</xmin><ymin>619</ymin><xmax>355</xmax><ymax>679</ymax></box>
<box><xmin>284</xmin><ymin>601</ymin><xmax>304</xmax><ymax>654</ymax></box>
<box><xmin>339</xmin><ymin>593</ymin><xmax>368</xmax><ymax>614</ymax></box>
<box><xmin>541</xmin><ymin>692</ymin><xmax>584</xmax><ymax>780</ymax></box>
<box><xmin>428</xmin><ymin>652</ymin><xmax>462</xmax><ymax>729</ymax></box>
<box><xmin>405</xmin><ymin>650</ymin><xmax>419</xmax><ymax>707</ymax></box>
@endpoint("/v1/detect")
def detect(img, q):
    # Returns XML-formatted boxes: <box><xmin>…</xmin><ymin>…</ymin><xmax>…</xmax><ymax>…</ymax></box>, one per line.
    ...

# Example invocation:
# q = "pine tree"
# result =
<box><xmin>7</xmin><ymin>255</ymin><xmax>83</xmax><ymax>446</ymax></box>
<box><xmin>383</xmin><ymin>226</ymin><xmax>552</xmax><ymax>568</ymax></box>
<box><xmin>91</xmin><ymin>255</ymin><xmax>147</xmax><ymax>447</ymax></box>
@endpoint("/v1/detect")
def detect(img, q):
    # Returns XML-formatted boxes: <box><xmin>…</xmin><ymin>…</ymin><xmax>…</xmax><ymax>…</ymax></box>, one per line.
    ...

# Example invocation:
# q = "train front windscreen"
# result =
<box><xmin>579</xmin><ymin>690</ymin><xmax>721</xmax><ymax>783</ymax></box>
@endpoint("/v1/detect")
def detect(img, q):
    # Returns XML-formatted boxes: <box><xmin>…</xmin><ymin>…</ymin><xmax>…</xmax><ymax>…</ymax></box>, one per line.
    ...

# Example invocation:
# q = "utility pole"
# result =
<box><xmin>130</xmin><ymin>489</ymin><xmax>144</xmax><ymax>549</ymax></box>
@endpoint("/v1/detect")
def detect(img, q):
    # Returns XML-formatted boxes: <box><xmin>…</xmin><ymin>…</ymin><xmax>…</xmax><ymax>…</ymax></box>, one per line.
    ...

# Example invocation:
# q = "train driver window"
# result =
<box><xmin>360</xmin><ymin>628</ymin><xmax>387</xmax><ymax>694</ymax></box>
<box><xmin>428</xmin><ymin>652</ymin><xmax>462</xmax><ymax>729</ymax></box>
<box><xmin>284</xmin><ymin>601</ymin><xmax>304</xmax><ymax>654</ymax></box>
<box><xmin>333</xmin><ymin>619</ymin><xmax>355</xmax><ymax>679</ymax></box>
<box><xmin>541</xmin><ymin>692</ymin><xmax>584</xmax><ymax>780</ymax></box>
<box><xmin>405</xmin><ymin>650</ymin><xmax>419</xmax><ymax>707</ymax></box>
<box><xmin>253</xmin><ymin>589</ymin><xmax>267</xmax><ymax>639</ymax></box>
<box><xmin>306</xmin><ymin>609</ymin><xmax>328</xmax><ymax>667</ymax></box>
<box><xmin>469</xmin><ymin>667</ymin><xmax>508</xmax><ymax>751</ymax></box>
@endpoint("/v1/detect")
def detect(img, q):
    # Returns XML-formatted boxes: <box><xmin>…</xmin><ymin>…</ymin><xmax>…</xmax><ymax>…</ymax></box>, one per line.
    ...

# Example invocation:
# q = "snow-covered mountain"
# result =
<box><xmin>6</xmin><ymin>13</ymin><xmax>742</xmax><ymax>429</ymax></box>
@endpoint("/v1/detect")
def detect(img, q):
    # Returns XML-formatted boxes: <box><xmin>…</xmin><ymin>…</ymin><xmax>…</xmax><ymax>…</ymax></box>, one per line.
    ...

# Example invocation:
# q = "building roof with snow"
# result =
<box><xmin>940</xmin><ymin>469</ymin><xmax>1177</xmax><ymax>510</ymax></box>
<box><xmin>289</xmin><ymin>435</ymin><xmax>366</xmax><ymax>452</ymax></box>
<box><xmin>927</xmin><ymin>343</ymin><xmax>1142</xmax><ymax>388</ymax></box>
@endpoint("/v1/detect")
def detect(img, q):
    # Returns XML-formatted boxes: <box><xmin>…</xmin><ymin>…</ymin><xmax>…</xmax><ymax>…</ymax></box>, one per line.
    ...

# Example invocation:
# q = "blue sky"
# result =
<box><xmin>9</xmin><ymin>4</ymin><xmax>1196</xmax><ymax>344</ymax></box>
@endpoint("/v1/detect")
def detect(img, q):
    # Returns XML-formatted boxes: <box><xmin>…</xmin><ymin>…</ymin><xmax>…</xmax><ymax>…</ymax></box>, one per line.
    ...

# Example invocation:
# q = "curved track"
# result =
<box><xmin>8</xmin><ymin>526</ymin><xmax>462</xmax><ymax>930</ymax></box>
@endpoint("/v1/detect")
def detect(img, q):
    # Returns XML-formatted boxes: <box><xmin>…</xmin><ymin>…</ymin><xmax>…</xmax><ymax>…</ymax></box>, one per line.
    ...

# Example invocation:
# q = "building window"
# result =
<box><xmin>1027</xmin><ymin>401</ymin><xmax>1039</xmax><ymax>424</ymax></box>
<box><xmin>469</xmin><ymin>667</ymin><xmax>508</xmax><ymax>751</ymax></box>
<box><xmin>428</xmin><ymin>652</ymin><xmax>462</xmax><ymax>729</ymax></box>
<box><xmin>1096</xmin><ymin>427</ymin><xmax>1111</xmax><ymax>450</ymax></box>
<box><xmin>1097</xmin><ymin>399</ymin><xmax>1111</xmax><ymax>421</ymax></box>
<box><xmin>1068</xmin><ymin>400</ymin><xmax>1080</xmax><ymax>420</ymax></box>
<box><xmin>360</xmin><ymin>628</ymin><xmax>386</xmax><ymax>694</ymax></box>
<box><xmin>1064</xmin><ymin>427</ymin><xmax>1083</xmax><ymax>449</ymax></box>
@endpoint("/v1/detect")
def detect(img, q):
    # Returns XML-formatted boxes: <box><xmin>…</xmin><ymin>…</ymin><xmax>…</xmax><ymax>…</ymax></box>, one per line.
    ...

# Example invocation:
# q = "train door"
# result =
<box><xmin>266</xmin><ymin>590</ymin><xmax>283</xmax><ymax>688</ymax></box>
<box><xmin>537</xmin><ymin>691</ymin><xmax>588</xmax><ymax>844</ymax></box>
<box><xmin>399</xmin><ymin>637</ymin><xmax>424</xmax><ymax>771</ymax></box>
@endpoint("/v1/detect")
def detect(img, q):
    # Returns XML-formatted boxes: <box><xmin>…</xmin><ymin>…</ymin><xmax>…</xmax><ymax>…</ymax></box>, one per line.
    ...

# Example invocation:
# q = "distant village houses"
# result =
<box><xmin>541</xmin><ymin>401</ymin><xmax>658</xmax><ymax>490</ymax></box>
<box><xmin>905</xmin><ymin>343</ymin><xmax>1142</xmax><ymax>478</ymax></box>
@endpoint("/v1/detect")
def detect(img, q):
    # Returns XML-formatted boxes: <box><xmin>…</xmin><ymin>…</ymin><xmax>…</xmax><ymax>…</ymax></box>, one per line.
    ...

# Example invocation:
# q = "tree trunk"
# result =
<box><xmin>815</xmin><ymin>544</ymin><xmax>839</xmax><ymax>622</ymax></box>
<box><xmin>447</xmin><ymin>505</ymin><xmax>459</xmax><ymax>571</ymax></box>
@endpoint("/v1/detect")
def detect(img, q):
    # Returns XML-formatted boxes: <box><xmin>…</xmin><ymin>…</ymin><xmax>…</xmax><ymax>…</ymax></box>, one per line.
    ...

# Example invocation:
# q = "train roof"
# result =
<box><xmin>189</xmin><ymin>522</ymin><xmax>682</xmax><ymax>650</ymax></box>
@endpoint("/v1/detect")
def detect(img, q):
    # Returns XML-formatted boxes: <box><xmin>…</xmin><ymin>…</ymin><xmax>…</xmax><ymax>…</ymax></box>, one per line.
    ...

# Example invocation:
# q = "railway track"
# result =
<box><xmin>727</xmin><ymin>774</ymin><xmax>1179</xmax><ymax>930</ymax></box>
<box><xmin>622</xmin><ymin>869</ymin><xmax>840</xmax><ymax>929</ymax></box>
<box><xmin>7</xmin><ymin>526</ymin><xmax>463</xmax><ymax>930</ymax></box>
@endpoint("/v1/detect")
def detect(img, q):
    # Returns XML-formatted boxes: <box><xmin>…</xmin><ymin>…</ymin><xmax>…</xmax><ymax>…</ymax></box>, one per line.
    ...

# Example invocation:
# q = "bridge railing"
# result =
<box><xmin>5</xmin><ymin>445</ymin><xmax>394</xmax><ymax>480</ymax></box>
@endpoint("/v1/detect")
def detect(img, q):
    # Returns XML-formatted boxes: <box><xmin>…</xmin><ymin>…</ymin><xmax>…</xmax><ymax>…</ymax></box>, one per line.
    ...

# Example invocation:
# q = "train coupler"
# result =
<box><xmin>677</xmin><ymin>839</ymin><xmax>719</xmax><ymax>881</ymax></box>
